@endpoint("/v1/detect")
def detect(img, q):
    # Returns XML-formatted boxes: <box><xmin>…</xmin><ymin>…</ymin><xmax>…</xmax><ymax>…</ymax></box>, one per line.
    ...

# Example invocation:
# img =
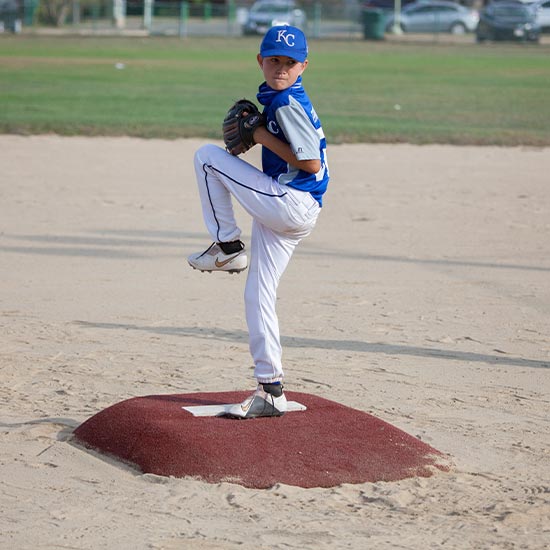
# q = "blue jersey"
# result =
<box><xmin>257</xmin><ymin>76</ymin><xmax>329</xmax><ymax>206</ymax></box>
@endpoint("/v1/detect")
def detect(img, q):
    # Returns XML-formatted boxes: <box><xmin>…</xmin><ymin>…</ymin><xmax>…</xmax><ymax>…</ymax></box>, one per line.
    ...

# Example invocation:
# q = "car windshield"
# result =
<box><xmin>252</xmin><ymin>4</ymin><xmax>294</xmax><ymax>14</ymax></box>
<box><xmin>492</xmin><ymin>5</ymin><xmax>529</xmax><ymax>16</ymax></box>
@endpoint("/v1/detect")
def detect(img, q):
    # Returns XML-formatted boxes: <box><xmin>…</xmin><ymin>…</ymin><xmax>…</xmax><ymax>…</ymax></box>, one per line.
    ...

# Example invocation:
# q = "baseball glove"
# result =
<box><xmin>222</xmin><ymin>99</ymin><xmax>264</xmax><ymax>156</ymax></box>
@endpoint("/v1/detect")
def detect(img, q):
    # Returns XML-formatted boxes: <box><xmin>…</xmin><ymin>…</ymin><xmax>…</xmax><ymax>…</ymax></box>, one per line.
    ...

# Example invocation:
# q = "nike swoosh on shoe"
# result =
<box><xmin>215</xmin><ymin>254</ymin><xmax>240</xmax><ymax>268</ymax></box>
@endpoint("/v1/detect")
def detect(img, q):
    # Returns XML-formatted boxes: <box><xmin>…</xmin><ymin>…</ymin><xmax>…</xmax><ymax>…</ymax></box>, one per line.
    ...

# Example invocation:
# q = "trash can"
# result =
<box><xmin>362</xmin><ymin>8</ymin><xmax>386</xmax><ymax>40</ymax></box>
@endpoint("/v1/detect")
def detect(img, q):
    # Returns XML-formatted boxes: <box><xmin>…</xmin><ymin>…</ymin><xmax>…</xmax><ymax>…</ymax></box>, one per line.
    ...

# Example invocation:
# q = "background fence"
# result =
<box><xmin>9</xmin><ymin>0</ymin><xmax>367</xmax><ymax>38</ymax></box>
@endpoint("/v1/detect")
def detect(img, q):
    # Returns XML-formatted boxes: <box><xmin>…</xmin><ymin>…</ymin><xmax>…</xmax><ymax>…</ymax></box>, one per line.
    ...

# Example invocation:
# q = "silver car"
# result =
<box><xmin>534</xmin><ymin>0</ymin><xmax>550</xmax><ymax>30</ymax></box>
<box><xmin>242</xmin><ymin>0</ymin><xmax>307</xmax><ymax>35</ymax></box>
<box><xmin>386</xmin><ymin>0</ymin><xmax>480</xmax><ymax>34</ymax></box>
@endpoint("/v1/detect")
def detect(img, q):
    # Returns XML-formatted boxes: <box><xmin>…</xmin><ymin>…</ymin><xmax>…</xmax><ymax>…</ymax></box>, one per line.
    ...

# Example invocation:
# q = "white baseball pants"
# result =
<box><xmin>193</xmin><ymin>144</ymin><xmax>321</xmax><ymax>383</ymax></box>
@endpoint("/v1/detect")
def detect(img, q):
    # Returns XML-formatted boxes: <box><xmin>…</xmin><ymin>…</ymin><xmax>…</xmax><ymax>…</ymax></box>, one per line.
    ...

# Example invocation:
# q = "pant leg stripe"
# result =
<box><xmin>206</xmin><ymin>163</ymin><xmax>288</xmax><ymax>198</ymax></box>
<box><xmin>202</xmin><ymin>162</ymin><xmax>223</xmax><ymax>242</ymax></box>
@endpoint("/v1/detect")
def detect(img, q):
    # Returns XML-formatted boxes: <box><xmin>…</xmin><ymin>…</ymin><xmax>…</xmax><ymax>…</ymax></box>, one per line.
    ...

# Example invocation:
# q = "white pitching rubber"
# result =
<box><xmin>182</xmin><ymin>401</ymin><xmax>307</xmax><ymax>417</ymax></box>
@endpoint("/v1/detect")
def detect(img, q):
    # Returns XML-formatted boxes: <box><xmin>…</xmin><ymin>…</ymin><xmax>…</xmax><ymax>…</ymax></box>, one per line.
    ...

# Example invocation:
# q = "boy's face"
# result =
<box><xmin>257</xmin><ymin>54</ymin><xmax>308</xmax><ymax>91</ymax></box>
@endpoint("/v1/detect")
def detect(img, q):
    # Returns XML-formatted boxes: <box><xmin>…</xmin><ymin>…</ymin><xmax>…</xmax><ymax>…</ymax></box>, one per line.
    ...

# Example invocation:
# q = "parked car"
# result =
<box><xmin>362</xmin><ymin>0</ymin><xmax>417</xmax><ymax>11</ymax></box>
<box><xmin>476</xmin><ymin>1</ymin><xmax>541</xmax><ymax>42</ymax></box>
<box><xmin>242</xmin><ymin>0</ymin><xmax>307</xmax><ymax>36</ymax></box>
<box><xmin>533</xmin><ymin>0</ymin><xmax>550</xmax><ymax>30</ymax></box>
<box><xmin>0</xmin><ymin>0</ymin><xmax>20</xmax><ymax>33</ymax></box>
<box><xmin>489</xmin><ymin>0</ymin><xmax>550</xmax><ymax>30</ymax></box>
<box><xmin>385</xmin><ymin>0</ymin><xmax>480</xmax><ymax>34</ymax></box>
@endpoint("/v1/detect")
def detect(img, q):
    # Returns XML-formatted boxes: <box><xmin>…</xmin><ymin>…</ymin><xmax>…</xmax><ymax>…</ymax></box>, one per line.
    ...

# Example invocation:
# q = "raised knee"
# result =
<box><xmin>194</xmin><ymin>143</ymin><xmax>223</xmax><ymax>164</ymax></box>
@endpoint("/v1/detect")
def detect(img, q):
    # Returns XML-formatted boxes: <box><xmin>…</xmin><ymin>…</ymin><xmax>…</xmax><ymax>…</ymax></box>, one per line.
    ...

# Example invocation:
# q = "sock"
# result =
<box><xmin>218</xmin><ymin>240</ymin><xmax>244</xmax><ymax>255</ymax></box>
<box><xmin>262</xmin><ymin>382</ymin><xmax>283</xmax><ymax>397</ymax></box>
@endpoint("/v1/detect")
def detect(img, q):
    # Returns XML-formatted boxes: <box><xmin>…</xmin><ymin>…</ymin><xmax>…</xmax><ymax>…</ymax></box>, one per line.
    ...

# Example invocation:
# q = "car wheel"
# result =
<box><xmin>450</xmin><ymin>22</ymin><xmax>467</xmax><ymax>35</ymax></box>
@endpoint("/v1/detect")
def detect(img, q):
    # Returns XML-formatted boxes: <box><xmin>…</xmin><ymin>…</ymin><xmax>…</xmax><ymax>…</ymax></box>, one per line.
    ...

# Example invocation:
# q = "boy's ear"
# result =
<box><xmin>257</xmin><ymin>54</ymin><xmax>263</xmax><ymax>68</ymax></box>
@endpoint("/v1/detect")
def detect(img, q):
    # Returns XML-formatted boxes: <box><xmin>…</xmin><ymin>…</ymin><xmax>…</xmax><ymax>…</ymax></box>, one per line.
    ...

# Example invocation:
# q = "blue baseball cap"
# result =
<box><xmin>259</xmin><ymin>25</ymin><xmax>308</xmax><ymax>63</ymax></box>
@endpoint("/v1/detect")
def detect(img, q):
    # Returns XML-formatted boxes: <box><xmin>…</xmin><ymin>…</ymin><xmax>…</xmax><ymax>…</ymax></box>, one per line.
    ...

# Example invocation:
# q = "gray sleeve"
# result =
<box><xmin>275</xmin><ymin>96</ymin><xmax>321</xmax><ymax>161</ymax></box>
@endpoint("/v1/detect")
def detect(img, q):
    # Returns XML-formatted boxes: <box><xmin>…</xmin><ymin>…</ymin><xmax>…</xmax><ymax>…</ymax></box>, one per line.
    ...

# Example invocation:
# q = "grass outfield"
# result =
<box><xmin>1</xmin><ymin>35</ymin><xmax>549</xmax><ymax>145</ymax></box>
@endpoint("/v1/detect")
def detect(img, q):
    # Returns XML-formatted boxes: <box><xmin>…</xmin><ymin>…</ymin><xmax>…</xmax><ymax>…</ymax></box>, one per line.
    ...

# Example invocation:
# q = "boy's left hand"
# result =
<box><xmin>222</xmin><ymin>99</ymin><xmax>265</xmax><ymax>156</ymax></box>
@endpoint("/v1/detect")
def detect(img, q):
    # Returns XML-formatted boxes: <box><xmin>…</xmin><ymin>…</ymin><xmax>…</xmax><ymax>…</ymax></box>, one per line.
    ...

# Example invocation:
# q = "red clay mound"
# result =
<box><xmin>73</xmin><ymin>391</ymin><xmax>451</xmax><ymax>489</ymax></box>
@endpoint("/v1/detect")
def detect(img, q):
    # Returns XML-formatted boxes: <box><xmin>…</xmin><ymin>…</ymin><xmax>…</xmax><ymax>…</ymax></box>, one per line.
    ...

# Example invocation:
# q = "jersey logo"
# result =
<box><xmin>268</xmin><ymin>120</ymin><xmax>279</xmax><ymax>134</ymax></box>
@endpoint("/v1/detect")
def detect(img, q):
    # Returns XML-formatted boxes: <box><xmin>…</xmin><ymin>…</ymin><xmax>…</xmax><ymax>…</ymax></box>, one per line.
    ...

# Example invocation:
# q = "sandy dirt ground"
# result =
<box><xmin>1</xmin><ymin>135</ymin><xmax>549</xmax><ymax>549</ymax></box>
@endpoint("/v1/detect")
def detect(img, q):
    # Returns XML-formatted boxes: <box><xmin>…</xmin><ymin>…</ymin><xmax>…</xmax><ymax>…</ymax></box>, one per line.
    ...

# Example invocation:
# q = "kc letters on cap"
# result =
<box><xmin>260</xmin><ymin>25</ymin><xmax>308</xmax><ymax>63</ymax></box>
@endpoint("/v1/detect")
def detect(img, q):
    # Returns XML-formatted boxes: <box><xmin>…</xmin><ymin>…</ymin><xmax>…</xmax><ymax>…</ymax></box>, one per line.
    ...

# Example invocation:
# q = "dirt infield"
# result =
<box><xmin>1</xmin><ymin>135</ymin><xmax>549</xmax><ymax>548</ymax></box>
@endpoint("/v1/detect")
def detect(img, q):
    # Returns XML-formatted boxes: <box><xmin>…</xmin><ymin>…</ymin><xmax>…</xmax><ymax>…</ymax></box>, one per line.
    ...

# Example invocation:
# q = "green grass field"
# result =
<box><xmin>1</xmin><ymin>35</ymin><xmax>549</xmax><ymax>145</ymax></box>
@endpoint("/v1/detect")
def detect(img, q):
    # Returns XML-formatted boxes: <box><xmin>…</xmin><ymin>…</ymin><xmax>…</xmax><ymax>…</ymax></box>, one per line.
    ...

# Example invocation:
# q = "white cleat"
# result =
<box><xmin>225</xmin><ymin>385</ymin><xmax>287</xmax><ymax>419</ymax></box>
<box><xmin>188</xmin><ymin>242</ymin><xmax>247</xmax><ymax>274</ymax></box>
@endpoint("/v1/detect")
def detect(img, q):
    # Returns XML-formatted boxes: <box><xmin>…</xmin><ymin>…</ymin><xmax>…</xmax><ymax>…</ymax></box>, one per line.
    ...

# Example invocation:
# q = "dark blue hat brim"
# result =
<box><xmin>259</xmin><ymin>48</ymin><xmax>307</xmax><ymax>62</ymax></box>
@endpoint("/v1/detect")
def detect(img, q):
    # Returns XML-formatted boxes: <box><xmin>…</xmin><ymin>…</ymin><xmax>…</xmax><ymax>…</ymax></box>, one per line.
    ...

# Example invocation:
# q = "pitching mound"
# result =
<box><xmin>73</xmin><ymin>391</ymin><xmax>451</xmax><ymax>488</ymax></box>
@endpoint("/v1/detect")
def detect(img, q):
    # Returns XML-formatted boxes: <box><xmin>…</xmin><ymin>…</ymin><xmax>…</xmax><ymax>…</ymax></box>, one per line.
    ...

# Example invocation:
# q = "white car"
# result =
<box><xmin>533</xmin><ymin>0</ymin><xmax>550</xmax><ymax>29</ymax></box>
<box><xmin>386</xmin><ymin>0</ymin><xmax>480</xmax><ymax>34</ymax></box>
<box><xmin>242</xmin><ymin>0</ymin><xmax>307</xmax><ymax>35</ymax></box>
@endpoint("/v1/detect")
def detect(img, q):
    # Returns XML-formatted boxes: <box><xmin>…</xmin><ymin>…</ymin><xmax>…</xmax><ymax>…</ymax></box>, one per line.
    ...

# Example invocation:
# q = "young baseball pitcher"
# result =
<box><xmin>188</xmin><ymin>25</ymin><xmax>329</xmax><ymax>418</ymax></box>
